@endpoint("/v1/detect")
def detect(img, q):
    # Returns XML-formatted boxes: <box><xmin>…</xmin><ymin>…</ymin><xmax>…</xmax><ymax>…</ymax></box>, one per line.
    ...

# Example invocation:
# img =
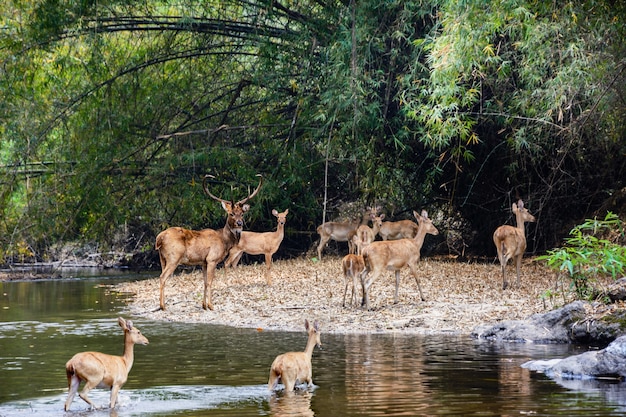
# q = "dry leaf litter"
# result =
<box><xmin>115</xmin><ymin>256</ymin><xmax>564</xmax><ymax>335</ymax></box>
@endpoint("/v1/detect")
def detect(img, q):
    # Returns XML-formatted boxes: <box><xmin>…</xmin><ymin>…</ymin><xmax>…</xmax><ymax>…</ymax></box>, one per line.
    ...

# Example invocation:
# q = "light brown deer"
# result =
<box><xmin>268</xmin><ymin>319</ymin><xmax>322</xmax><ymax>393</ymax></box>
<box><xmin>355</xmin><ymin>213</ymin><xmax>385</xmax><ymax>255</ymax></box>
<box><xmin>64</xmin><ymin>317</ymin><xmax>149</xmax><ymax>411</ymax></box>
<box><xmin>361</xmin><ymin>210</ymin><xmax>439</xmax><ymax>310</ymax></box>
<box><xmin>155</xmin><ymin>174</ymin><xmax>262</xmax><ymax>310</ymax></box>
<box><xmin>493</xmin><ymin>199</ymin><xmax>536</xmax><ymax>290</ymax></box>
<box><xmin>341</xmin><ymin>253</ymin><xmax>366</xmax><ymax>307</ymax></box>
<box><xmin>224</xmin><ymin>209</ymin><xmax>288</xmax><ymax>285</ymax></box>
<box><xmin>316</xmin><ymin>206</ymin><xmax>380</xmax><ymax>259</ymax></box>
<box><xmin>378</xmin><ymin>218</ymin><xmax>419</xmax><ymax>241</ymax></box>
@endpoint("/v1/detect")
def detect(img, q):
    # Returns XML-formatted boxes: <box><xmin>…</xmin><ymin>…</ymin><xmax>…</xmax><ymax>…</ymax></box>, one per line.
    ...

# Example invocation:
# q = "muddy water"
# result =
<box><xmin>1</xmin><ymin>274</ymin><xmax>626</xmax><ymax>416</ymax></box>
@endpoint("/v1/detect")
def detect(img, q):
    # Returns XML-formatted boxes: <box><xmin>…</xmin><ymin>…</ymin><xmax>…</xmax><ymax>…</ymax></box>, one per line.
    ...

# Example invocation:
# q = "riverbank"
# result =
<box><xmin>115</xmin><ymin>256</ymin><xmax>563</xmax><ymax>334</ymax></box>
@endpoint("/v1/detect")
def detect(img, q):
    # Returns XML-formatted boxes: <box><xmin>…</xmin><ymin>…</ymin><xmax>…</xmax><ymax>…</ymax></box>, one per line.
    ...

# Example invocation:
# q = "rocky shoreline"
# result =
<box><xmin>115</xmin><ymin>256</ymin><xmax>567</xmax><ymax>335</ymax></box>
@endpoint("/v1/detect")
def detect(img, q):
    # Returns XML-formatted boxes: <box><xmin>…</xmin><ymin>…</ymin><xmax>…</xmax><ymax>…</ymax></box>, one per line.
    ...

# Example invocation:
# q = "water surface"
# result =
<box><xmin>1</xmin><ymin>273</ymin><xmax>625</xmax><ymax>416</ymax></box>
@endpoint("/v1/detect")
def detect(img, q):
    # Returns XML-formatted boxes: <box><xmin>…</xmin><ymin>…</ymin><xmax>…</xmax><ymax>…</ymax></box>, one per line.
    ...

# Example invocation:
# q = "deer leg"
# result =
<box><xmin>64</xmin><ymin>374</ymin><xmax>81</xmax><ymax>411</ymax></box>
<box><xmin>109</xmin><ymin>384</ymin><xmax>121</xmax><ymax>408</ymax></box>
<box><xmin>268</xmin><ymin>369</ymin><xmax>280</xmax><ymax>391</ymax></box>
<box><xmin>78</xmin><ymin>381</ymin><xmax>98</xmax><ymax>410</ymax></box>
<box><xmin>501</xmin><ymin>253</ymin><xmax>510</xmax><ymax>290</ymax></box>
<box><xmin>352</xmin><ymin>271</ymin><xmax>359</xmax><ymax>306</ymax></box>
<box><xmin>394</xmin><ymin>270</ymin><xmax>401</xmax><ymax>303</ymax></box>
<box><xmin>515</xmin><ymin>254</ymin><xmax>522</xmax><ymax>288</ymax></box>
<box><xmin>159</xmin><ymin>263</ymin><xmax>179</xmax><ymax>311</ymax></box>
<box><xmin>342</xmin><ymin>275</ymin><xmax>349</xmax><ymax>307</ymax></box>
<box><xmin>362</xmin><ymin>269</ymin><xmax>378</xmax><ymax>310</ymax></box>
<box><xmin>409</xmin><ymin>264</ymin><xmax>425</xmax><ymax>301</ymax></box>
<box><xmin>317</xmin><ymin>236</ymin><xmax>329</xmax><ymax>260</ymax></box>
<box><xmin>202</xmin><ymin>263</ymin><xmax>215</xmax><ymax>310</ymax></box>
<box><xmin>264</xmin><ymin>253</ymin><xmax>273</xmax><ymax>285</ymax></box>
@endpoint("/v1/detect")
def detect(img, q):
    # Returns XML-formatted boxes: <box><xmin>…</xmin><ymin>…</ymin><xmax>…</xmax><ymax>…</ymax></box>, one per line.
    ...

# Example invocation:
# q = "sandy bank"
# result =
<box><xmin>115</xmin><ymin>256</ymin><xmax>558</xmax><ymax>334</ymax></box>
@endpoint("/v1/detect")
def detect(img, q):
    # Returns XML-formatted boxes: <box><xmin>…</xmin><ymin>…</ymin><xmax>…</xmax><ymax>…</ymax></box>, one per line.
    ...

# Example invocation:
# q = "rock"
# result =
<box><xmin>522</xmin><ymin>335</ymin><xmax>626</xmax><ymax>380</ymax></box>
<box><xmin>471</xmin><ymin>301</ymin><xmax>587</xmax><ymax>343</ymax></box>
<box><xmin>606</xmin><ymin>277</ymin><xmax>626</xmax><ymax>302</ymax></box>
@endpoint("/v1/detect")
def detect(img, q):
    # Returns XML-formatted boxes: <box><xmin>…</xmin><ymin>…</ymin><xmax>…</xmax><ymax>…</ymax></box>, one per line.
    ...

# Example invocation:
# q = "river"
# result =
<box><xmin>1</xmin><ymin>272</ymin><xmax>625</xmax><ymax>416</ymax></box>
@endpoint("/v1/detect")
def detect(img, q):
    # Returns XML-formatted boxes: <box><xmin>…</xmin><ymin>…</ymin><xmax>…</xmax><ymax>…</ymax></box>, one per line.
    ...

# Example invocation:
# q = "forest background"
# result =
<box><xmin>1</xmin><ymin>0</ymin><xmax>625</xmax><ymax>267</ymax></box>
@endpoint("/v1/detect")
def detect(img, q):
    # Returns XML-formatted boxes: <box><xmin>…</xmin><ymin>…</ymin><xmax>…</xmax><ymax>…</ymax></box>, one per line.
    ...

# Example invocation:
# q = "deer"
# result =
<box><xmin>355</xmin><ymin>213</ymin><xmax>385</xmax><ymax>255</ymax></box>
<box><xmin>316</xmin><ymin>206</ymin><xmax>380</xmax><ymax>259</ymax></box>
<box><xmin>224</xmin><ymin>209</ymin><xmax>288</xmax><ymax>285</ymax></box>
<box><xmin>493</xmin><ymin>199</ymin><xmax>536</xmax><ymax>290</ymax></box>
<box><xmin>268</xmin><ymin>319</ymin><xmax>322</xmax><ymax>393</ymax></box>
<box><xmin>378</xmin><ymin>218</ymin><xmax>419</xmax><ymax>241</ymax></box>
<box><xmin>341</xmin><ymin>253</ymin><xmax>366</xmax><ymax>307</ymax></box>
<box><xmin>361</xmin><ymin>210</ymin><xmax>439</xmax><ymax>310</ymax></box>
<box><xmin>155</xmin><ymin>174</ymin><xmax>262</xmax><ymax>311</ymax></box>
<box><xmin>64</xmin><ymin>317</ymin><xmax>149</xmax><ymax>411</ymax></box>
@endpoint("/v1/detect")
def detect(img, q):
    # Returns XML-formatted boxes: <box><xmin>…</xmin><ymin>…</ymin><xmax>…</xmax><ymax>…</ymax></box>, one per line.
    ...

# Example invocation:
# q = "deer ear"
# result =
<box><xmin>221</xmin><ymin>201</ymin><xmax>232</xmax><ymax>211</ymax></box>
<box><xmin>272</xmin><ymin>209</ymin><xmax>278</xmax><ymax>216</ymax></box>
<box><xmin>512</xmin><ymin>202</ymin><xmax>518</xmax><ymax>212</ymax></box>
<box><xmin>284</xmin><ymin>209</ymin><xmax>289</xmax><ymax>215</ymax></box>
<box><xmin>118</xmin><ymin>317</ymin><xmax>127</xmax><ymax>330</ymax></box>
<box><xmin>380</xmin><ymin>213</ymin><xmax>385</xmax><ymax>220</ymax></box>
<box><xmin>241</xmin><ymin>204</ymin><xmax>250</xmax><ymax>212</ymax></box>
<box><xmin>421</xmin><ymin>210</ymin><xmax>428</xmax><ymax>218</ymax></box>
<box><xmin>517</xmin><ymin>200</ymin><xmax>524</xmax><ymax>210</ymax></box>
<box><xmin>305</xmin><ymin>319</ymin><xmax>310</xmax><ymax>330</ymax></box>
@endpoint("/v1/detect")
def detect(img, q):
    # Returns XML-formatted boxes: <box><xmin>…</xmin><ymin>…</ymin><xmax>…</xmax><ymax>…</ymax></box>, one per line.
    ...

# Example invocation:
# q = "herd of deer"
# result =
<box><xmin>64</xmin><ymin>173</ymin><xmax>537</xmax><ymax>410</ymax></box>
<box><xmin>154</xmin><ymin>174</ymin><xmax>536</xmax><ymax>312</ymax></box>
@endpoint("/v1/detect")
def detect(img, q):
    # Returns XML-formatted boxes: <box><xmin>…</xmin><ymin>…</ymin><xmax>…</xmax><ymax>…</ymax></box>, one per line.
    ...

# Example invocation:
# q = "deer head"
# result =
<box><xmin>203</xmin><ymin>174</ymin><xmax>263</xmax><ymax>238</ymax></box>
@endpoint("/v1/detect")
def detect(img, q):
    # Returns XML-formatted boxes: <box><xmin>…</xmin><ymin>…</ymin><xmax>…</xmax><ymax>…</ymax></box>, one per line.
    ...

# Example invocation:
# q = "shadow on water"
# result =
<box><xmin>2</xmin><ymin>272</ymin><xmax>626</xmax><ymax>416</ymax></box>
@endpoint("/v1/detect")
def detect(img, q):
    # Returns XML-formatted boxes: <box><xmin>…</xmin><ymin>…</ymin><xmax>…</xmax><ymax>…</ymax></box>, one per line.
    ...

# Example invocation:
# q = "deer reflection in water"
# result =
<box><xmin>269</xmin><ymin>390</ymin><xmax>315</xmax><ymax>417</ymax></box>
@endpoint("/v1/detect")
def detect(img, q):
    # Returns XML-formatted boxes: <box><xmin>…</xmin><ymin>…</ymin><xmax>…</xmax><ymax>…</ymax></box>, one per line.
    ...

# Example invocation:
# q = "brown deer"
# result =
<box><xmin>361</xmin><ymin>210</ymin><xmax>439</xmax><ymax>310</ymax></box>
<box><xmin>224</xmin><ymin>208</ymin><xmax>288</xmax><ymax>285</ymax></box>
<box><xmin>341</xmin><ymin>253</ymin><xmax>366</xmax><ymax>307</ymax></box>
<box><xmin>64</xmin><ymin>317</ymin><xmax>149</xmax><ymax>411</ymax></box>
<box><xmin>493</xmin><ymin>199</ymin><xmax>536</xmax><ymax>290</ymax></box>
<box><xmin>378</xmin><ymin>218</ymin><xmax>419</xmax><ymax>241</ymax></box>
<box><xmin>355</xmin><ymin>213</ymin><xmax>385</xmax><ymax>255</ymax></box>
<box><xmin>155</xmin><ymin>174</ymin><xmax>262</xmax><ymax>310</ymax></box>
<box><xmin>268</xmin><ymin>319</ymin><xmax>322</xmax><ymax>393</ymax></box>
<box><xmin>316</xmin><ymin>206</ymin><xmax>380</xmax><ymax>259</ymax></box>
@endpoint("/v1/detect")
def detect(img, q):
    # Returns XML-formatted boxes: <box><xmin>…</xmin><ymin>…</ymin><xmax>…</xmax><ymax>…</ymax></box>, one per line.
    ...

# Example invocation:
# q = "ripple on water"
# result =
<box><xmin>0</xmin><ymin>385</ymin><xmax>270</xmax><ymax>417</ymax></box>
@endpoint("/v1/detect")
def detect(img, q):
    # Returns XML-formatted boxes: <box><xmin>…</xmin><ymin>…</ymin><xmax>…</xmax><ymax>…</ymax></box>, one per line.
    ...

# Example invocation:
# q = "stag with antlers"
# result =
<box><xmin>155</xmin><ymin>174</ymin><xmax>262</xmax><ymax>311</ymax></box>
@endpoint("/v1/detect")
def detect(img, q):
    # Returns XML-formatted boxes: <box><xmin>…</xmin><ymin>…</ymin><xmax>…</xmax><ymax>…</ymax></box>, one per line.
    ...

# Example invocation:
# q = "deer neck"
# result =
<box><xmin>122</xmin><ymin>334</ymin><xmax>135</xmax><ymax>372</ymax></box>
<box><xmin>221</xmin><ymin>221</ymin><xmax>241</xmax><ymax>250</ymax></box>
<box><xmin>304</xmin><ymin>333</ymin><xmax>317</xmax><ymax>360</ymax></box>
<box><xmin>514</xmin><ymin>212</ymin><xmax>527</xmax><ymax>236</ymax></box>
<box><xmin>276</xmin><ymin>221</ymin><xmax>285</xmax><ymax>239</ymax></box>
<box><xmin>413</xmin><ymin>227</ymin><xmax>428</xmax><ymax>248</ymax></box>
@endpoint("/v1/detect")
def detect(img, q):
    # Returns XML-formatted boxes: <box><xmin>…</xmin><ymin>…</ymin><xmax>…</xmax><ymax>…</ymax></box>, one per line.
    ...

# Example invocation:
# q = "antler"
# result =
<box><xmin>237</xmin><ymin>174</ymin><xmax>263</xmax><ymax>206</ymax></box>
<box><xmin>202</xmin><ymin>174</ymin><xmax>263</xmax><ymax>205</ymax></box>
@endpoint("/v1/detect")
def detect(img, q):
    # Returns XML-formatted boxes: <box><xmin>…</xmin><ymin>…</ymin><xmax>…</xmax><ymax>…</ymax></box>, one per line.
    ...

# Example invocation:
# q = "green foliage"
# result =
<box><xmin>0</xmin><ymin>0</ymin><xmax>625</xmax><ymax>263</ymax></box>
<box><xmin>538</xmin><ymin>213</ymin><xmax>626</xmax><ymax>300</ymax></box>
